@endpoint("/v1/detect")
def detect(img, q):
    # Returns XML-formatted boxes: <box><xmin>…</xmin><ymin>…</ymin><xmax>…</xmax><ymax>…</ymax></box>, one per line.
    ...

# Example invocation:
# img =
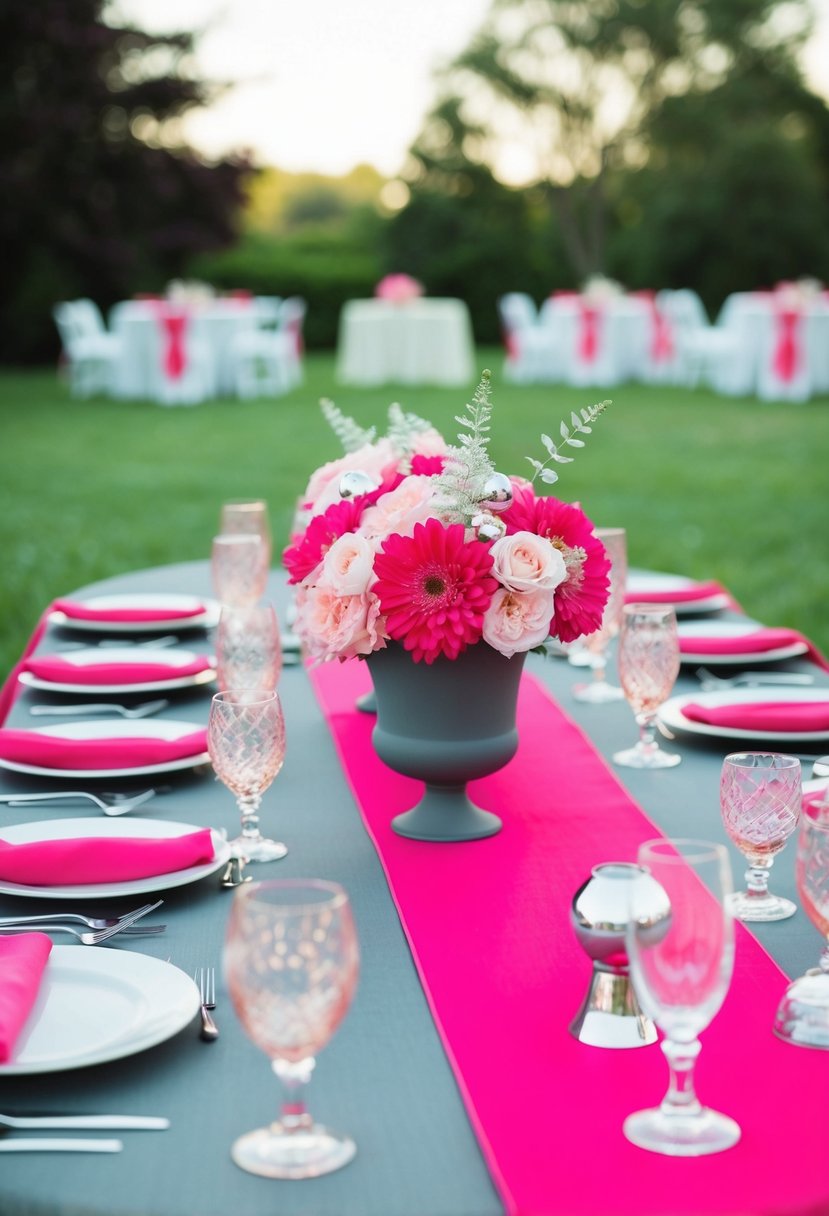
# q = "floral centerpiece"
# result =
<box><xmin>284</xmin><ymin>371</ymin><xmax>611</xmax><ymax>666</ymax></box>
<box><xmin>374</xmin><ymin>273</ymin><xmax>425</xmax><ymax>304</ymax></box>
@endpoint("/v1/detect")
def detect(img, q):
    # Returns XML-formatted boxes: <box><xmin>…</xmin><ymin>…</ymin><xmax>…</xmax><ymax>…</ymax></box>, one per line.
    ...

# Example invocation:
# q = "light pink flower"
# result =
<box><xmin>482</xmin><ymin>587</ymin><xmax>556</xmax><ymax>658</ymax></box>
<box><xmin>296</xmin><ymin>583</ymin><xmax>387</xmax><ymax>662</ymax></box>
<box><xmin>410</xmin><ymin>427</ymin><xmax>447</xmax><ymax>458</ymax></box>
<box><xmin>303</xmin><ymin>439</ymin><xmax>397</xmax><ymax>515</ymax></box>
<box><xmin>360</xmin><ymin>474</ymin><xmax>438</xmax><ymax>541</ymax></box>
<box><xmin>321</xmin><ymin>532</ymin><xmax>375</xmax><ymax>596</ymax></box>
<box><xmin>489</xmin><ymin>531</ymin><xmax>567</xmax><ymax>594</ymax></box>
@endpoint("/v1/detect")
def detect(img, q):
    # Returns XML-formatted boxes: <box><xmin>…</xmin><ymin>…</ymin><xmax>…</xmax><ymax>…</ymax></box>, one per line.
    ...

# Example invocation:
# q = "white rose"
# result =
<box><xmin>321</xmin><ymin>532</ymin><xmax>375</xmax><ymax>596</ymax></box>
<box><xmin>489</xmin><ymin>531</ymin><xmax>567</xmax><ymax>594</ymax></box>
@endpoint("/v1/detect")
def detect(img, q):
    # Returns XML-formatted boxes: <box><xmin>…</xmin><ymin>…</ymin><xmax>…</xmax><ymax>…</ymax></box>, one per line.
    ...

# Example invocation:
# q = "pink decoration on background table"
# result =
<box><xmin>310</xmin><ymin>659</ymin><xmax>829</xmax><ymax>1216</ymax></box>
<box><xmin>22</xmin><ymin>655</ymin><xmax>214</xmax><ymax>687</ymax></box>
<box><xmin>0</xmin><ymin>829</ymin><xmax>214</xmax><ymax>886</ymax></box>
<box><xmin>679</xmin><ymin>626</ymin><xmax>829</xmax><ymax>671</ymax></box>
<box><xmin>681</xmin><ymin>699</ymin><xmax>829</xmax><ymax>733</ymax></box>
<box><xmin>51</xmin><ymin>598</ymin><xmax>207</xmax><ymax>623</ymax></box>
<box><xmin>0</xmin><ymin>933</ymin><xmax>52</xmax><ymax>1062</ymax></box>
<box><xmin>0</xmin><ymin>728</ymin><xmax>208</xmax><ymax>771</ymax></box>
<box><xmin>374</xmin><ymin>274</ymin><xmax>424</xmax><ymax>303</ymax></box>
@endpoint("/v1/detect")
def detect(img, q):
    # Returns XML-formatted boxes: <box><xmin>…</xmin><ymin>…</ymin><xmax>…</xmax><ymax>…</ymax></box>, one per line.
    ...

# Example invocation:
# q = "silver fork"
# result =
<box><xmin>58</xmin><ymin>637</ymin><xmax>180</xmax><ymax>651</ymax></box>
<box><xmin>195</xmin><ymin>967</ymin><xmax>219</xmax><ymax>1041</ymax></box>
<box><xmin>695</xmin><ymin>666</ymin><xmax>815</xmax><ymax>691</ymax></box>
<box><xmin>29</xmin><ymin>700</ymin><xmax>169</xmax><ymax>719</ymax></box>
<box><xmin>0</xmin><ymin>789</ymin><xmax>157</xmax><ymax>817</ymax></box>
<box><xmin>0</xmin><ymin>907</ymin><xmax>165</xmax><ymax>945</ymax></box>
<box><xmin>0</xmin><ymin>899</ymin><xmax>164</xmax><ymax>931</ymax></box>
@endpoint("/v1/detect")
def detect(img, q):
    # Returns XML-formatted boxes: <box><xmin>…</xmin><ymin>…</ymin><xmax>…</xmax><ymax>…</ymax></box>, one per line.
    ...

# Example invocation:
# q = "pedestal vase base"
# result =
<box><xmin>392</xmin><ymin>785</ymin><xmax>501</xmax><ymax>842</ymax></box>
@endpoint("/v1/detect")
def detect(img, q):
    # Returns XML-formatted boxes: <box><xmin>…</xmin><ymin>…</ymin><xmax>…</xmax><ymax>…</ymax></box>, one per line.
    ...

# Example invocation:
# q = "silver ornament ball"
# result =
<box><xmin>480</xmin><ymin>472</ymin><xmax>514</xmax><ymax>513</ymax></box>
<box><xmin>339</xmin><ymin>470</ymin><xmax>378</xmax><ymax>499</ymax></box>
<box><xmin>471</xmin><ymin>511</ymin><xmax>507</xmax><ymax>542</ymax></box>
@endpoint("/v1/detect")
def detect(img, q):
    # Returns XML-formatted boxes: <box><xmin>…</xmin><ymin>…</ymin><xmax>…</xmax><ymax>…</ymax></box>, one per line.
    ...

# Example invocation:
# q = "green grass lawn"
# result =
<box><xmin>1</xmin><ymin>350</ymin><xmax>828</xmax><ymax>675</ymax></box>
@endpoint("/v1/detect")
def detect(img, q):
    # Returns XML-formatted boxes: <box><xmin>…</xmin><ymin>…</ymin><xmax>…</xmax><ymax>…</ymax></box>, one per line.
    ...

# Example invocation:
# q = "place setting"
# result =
<box><xmin>624</xmin><ymin>571</ymin><xmax>736</xmax><ymax>615</ymax></box>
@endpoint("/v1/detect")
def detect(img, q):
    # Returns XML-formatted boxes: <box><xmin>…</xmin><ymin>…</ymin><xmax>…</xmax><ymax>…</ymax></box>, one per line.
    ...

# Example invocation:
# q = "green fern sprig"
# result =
<box><xmin>527</xmin><ymin>399</ymin><xmax>611</xmax><ymax>486</ymax></box>
<box><xmin>320</xmin><ymin>398</ymin><xmax>376</xmax><ymax>453</ymax></box>
<box><xmin>435</xmin><ymin>369</ymin><xmax>497</xmax><ymax>524</ymax></box>
<box><xmin>386</xmin><ymin>402</ymin><xmax>434</xmax><ymax>472</ymax></box>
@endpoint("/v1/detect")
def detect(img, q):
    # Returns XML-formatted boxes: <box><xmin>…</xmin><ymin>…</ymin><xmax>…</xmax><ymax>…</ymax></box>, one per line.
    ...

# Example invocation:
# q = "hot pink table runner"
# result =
<box><xmin>310</xmin><ymin>659</ymin><xmax>829</xmax><ymax>1216</ymax></box>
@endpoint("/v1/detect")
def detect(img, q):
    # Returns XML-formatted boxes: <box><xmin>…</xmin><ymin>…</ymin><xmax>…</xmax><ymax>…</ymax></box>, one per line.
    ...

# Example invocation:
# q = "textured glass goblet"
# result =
<box><xmin>207</xmin><ymin>690</ymin><xmax>287</xmax><ymax>862</ymax></box>
<box><xmin>211</xmin><ymin>533</ymin><xmax>269</xmax><ymax>608</ymax></box>
<box><xmin>573</xmin><ymin>527</ymin><xmax>627</xmax><ymax>703</ymax></box>
<box><xmin>625</xmin><ymin>838</ymin><xmax>740</xmax><ymax>1156</ymax></box>
<box><xmin>720</xmin><ymin>752</ymin><xmax>801</xmax><ymax>921</ymax></box>
<box><xmin>216</xmin><ymin>603</ymin><xmax>283</xmax><ymax>693</ymax></box>
<box><xmin>224</xmin><ymin>879</ymin><xmax>359</xmax><ymax>1179</ymax></box>
<box><xmin>613</xmin><ymin>604</ymin><xmax>681</xmax><ymax>768</ymax></box>
<box><xmin>220</xmin><ymin>500</ymin><xmax>272</xmax><ymax>563</ymax></box>
<box><xmin>774</xmin><ymin>797</ymin><xmax>829</xmax><ymax>1047</ymax></box>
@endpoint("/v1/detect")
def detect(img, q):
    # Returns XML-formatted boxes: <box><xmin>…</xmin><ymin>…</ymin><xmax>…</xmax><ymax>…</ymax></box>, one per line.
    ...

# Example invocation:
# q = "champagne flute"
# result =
<box><xmin>774</xmin><ymin>797</ymin><xmax>829</xmax><ymax>1047</ymax></box>
<box><xmin>220</xmin><ymin>500</ymin><xmax>272</xmax><ymax>563</ymax></box>
<box><xmin>216</xmin><ymin>603</ymin><xmax>283</xmax><ymax>693</ymax></box>
<box><xmin>720</xmin><ymin>752</ymin><xmax>801</xmax><ymax>921</ymax></box>
<box><xmin>625</xmin><ymin>838</ymin><xmax>740</xmax><ymax>1156</ymax></box>
<box><xmin>207</xmin><ymin>690</ymin><xmax>287</xmax><ymax>862</ymax></box>
<box><xmin>572</xmin><ymin>527</ymin><xmax>627</xmax><ymax>703</ymax></box>
<box><xmin>211</xmin><ymin>533</ymin><xmax>269</xmax><ymax>607</ymax></box>
<box><xmin>613</xmin><ymin>603</ymin><xmax>681</xmax><ymax>768</ymax></box>
<box><xmin>224</xmin><ymin>879</ymin><xmax>359</xmax><ymax>1178</ymax></box>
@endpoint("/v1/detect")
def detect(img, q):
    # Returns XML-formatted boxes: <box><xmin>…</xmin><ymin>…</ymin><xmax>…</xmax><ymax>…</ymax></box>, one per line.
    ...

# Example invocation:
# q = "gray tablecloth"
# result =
<box><xmin>0</xmin><ymin>561</ymin><xmax>825</xmax><ymax>1216</ymax></box>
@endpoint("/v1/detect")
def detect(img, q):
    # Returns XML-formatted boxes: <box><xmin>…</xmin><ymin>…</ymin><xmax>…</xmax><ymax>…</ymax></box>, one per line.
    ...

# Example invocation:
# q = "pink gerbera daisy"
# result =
<box><xmin>503</xmin><ymin>485</ymin><xmax>610</xmax><ymax>642</ymax></box>
<box><xmin>283</xmin><ymin>499</ymin><xmax>366</xmax><ymax>584</ymax></box>
<box><xmin>373</xmin><ymin>518</ymin><xmax>498</xmax><ymax>663</ymax></box>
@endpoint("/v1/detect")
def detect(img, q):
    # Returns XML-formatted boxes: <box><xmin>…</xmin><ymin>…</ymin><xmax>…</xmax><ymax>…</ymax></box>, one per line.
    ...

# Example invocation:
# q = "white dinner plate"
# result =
<box><xmin>0</xmin><ymin>947</ymin><xmax>200</xmax><ymax>1074</ymax></box>
<box><xmin>626</xmin><ymin>572</ymin><xmax>731</xmax><ymax>616</ymax></box>
<box><xmin>0</xmin><ymin>718</ymin><xmax>210</xmax><ymax>779</ymax></box>
<box><xmin>48</xmin><ymin>594</ymin><xmax>221</xmax><ymax>634</ymax></box>
<box><xmin>19</xmin><ymin>647</ymin><xmax>217</xmax><ymax>695</ymax></box>
<box><xmin>0</xmin><ymin>817</ymin><xmax>230</xmax><ymax>900</ymax></box>
<box><xmin>676</xmin><ymin>621</ymin><xmax>809</xmax><ymax>666</ymax></box>
<box><xmin>659</xmin><ymin>688</ymin><xmax>829</xmax><ymax>744</ymax></box>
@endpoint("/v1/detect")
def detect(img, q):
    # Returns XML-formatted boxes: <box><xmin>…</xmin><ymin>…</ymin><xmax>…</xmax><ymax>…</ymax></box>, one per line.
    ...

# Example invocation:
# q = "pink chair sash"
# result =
<box><xmin>577</xmin><ymin>302</ymin><xmax>601</xmax><ymax>363</ymax></box>
<box><xmin>151</xmin><ymin>304</ymin><xmax>190</xmax><ymax>380</ymax></box>
<box><xmin>772</xmin><ymin>307</ymin><xmax>802</xmax><ymax>384</ymax></box>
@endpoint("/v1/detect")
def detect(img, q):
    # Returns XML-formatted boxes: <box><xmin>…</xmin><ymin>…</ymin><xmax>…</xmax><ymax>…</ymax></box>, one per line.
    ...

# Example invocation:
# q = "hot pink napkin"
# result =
<box><xmin>23</xmin><ymin>655</ymin><xmax>214</xmax><ymax>686</ymax></box>
<box><xmin>0</xmin><ymin>933</ymin><xmax>52</xmax><ymax>1062</ymax></box>
<box><xmin>681</xmin><ymin>700</ymin><xmax>829</xmax><ymax>732</ymax></box>
<box><xmin>679</xmin><ymin>626</ymin><xmax>829</xmax><ymax>671</ymax></box>
<box><xmin>0</xmin><ymin>829</ymin><xmax>215</xmax><ymax>886</ymax></box>
<box><xmin>52</xmin><ymin>598</ymin><xmax>206</xmax><ymax>624</ymax></box>
<box><xmin>0</xmin><ymin>728</ymin><xmax>208</xmax><ymax>770</ymax></box>
<box><xmin>625</xmin><ymin>579</ymin><xmax>732</xmax><ymax>606</ymax></box>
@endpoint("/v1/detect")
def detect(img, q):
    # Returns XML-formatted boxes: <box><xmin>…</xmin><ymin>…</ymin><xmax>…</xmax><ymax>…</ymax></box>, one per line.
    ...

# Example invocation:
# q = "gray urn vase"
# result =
<box><xmin>366</xmin><ymin>642</ymin><xmax>527</xmax><ymax>842</ymax></box>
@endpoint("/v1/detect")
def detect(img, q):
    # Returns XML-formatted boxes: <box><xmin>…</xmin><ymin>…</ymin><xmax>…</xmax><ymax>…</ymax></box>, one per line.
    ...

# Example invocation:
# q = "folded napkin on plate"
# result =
<box><xmin>678</xmin><ymin>627</ymin><xmax>829</xmax><ymax>671</ymax></box>
<box><xmin>625</xmin><ymin>580</ymin><xmax>732</xmax><ymax>606</ymax></box>
<box><xmin>0</xmin><ymin>729</ymin><xmax>208</xmax><ymax>770</ymax></box>
<box><xmin>0</xmin><ymin>829</ymin><xmax>215</xmax><ymax>886</ymax></box>
<box><xmin>0</xmin><ymin>933</ymin><xmax>52</xmax><ymax>1062</ymax></box>
<box><xmin>51</xmin><ymin>598</ymin><xmax>207</xmax><ymax>624</ymax></box>
<box><xmin>681</xmin><ymin>700</ymin><xmax>829</xmax><ymax>732</ymax></box>
<box><xmin>23</xmin><ymin>655</ymin><xmax>214</xmax><ymax>686</ymax></box>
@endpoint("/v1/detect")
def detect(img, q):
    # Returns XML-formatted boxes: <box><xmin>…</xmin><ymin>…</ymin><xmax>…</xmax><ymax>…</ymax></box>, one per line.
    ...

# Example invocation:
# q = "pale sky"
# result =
<box><xmin>113</xmin><ymin>0</ymin><xmax>829</xmax><ymax>181</ymax></box>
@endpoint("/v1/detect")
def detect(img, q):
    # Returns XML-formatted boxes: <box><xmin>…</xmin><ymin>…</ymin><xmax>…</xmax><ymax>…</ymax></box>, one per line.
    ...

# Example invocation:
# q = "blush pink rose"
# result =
<box><xmin>482</xmin><ymin>587</ymin><xmax>555</xmax><ymax>658</ymax></box>
<box><xmin>321</xmin><ymin>532</ymin><xmax>375</xmax><ymax>596</ymax></box>
<box><xmin>410</xmin><ymin>427</ymin><xmax>447</xmax><ymax>458</ymax></box>
<box><xmin>489</xmin><ymin>531</ymin><xmax>567</xmax><ymax>594</ymax></box>
<box><xmin>296</xmin><ymin>583</ymin><xmax>387</xmax><ymax>662</ymax></box>
<box><xmin>360</xmin><ymin>474</ymin><xmax>438</xmax><ymax>540</ymax></box>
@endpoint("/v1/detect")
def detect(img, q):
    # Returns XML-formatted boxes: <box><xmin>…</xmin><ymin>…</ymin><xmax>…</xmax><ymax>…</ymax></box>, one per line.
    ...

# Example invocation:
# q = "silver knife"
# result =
<box><xmin>0</xmin><ymin>1114</ymin><xmax>168</xmax><ymax>1130</ymax></box>
<box><xmin>0</xmin><ymin>1138</ymin><xmax>123</xmax><ymax>1152</ymax></box>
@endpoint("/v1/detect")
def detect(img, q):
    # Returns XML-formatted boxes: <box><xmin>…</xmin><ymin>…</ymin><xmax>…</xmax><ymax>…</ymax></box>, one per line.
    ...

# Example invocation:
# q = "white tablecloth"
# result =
<box><xmin>336</xmin><ymin>298</ymin><xmax>475</xmax><ymax>387</ymax></box>
<box><xmin>110</xmin><ymin>300</ymin><xmax>260</xmax><ymax>401</ymax></box>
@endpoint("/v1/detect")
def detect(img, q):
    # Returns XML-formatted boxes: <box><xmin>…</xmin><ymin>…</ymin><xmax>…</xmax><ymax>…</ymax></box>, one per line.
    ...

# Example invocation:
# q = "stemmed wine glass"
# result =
<box><xmin>220</xmin><ymin>500</ymin><xmax>272</xmax><ymax>564</ymax></box>
<box><xmin>211</xmin><ymin>534</ymin><xmax>269</xmax><ymax>607</ymax></box>
<box><xmin>216</xmin><ymin>603</ymin><xmax>283</xmax><ymax>693</ymax></box>
<box><xmin>573</xmin><ymin>527</ymin><xmax>628</xmax><ymax>703</ymax></box>
<box><xmin>625</xmin><ymin>838</ymin><xmax>740</xmax><ymax>1156</ymax></box>
<box><xmin>224</xmin><ymin>879</ymin><xmax>359</xmax><ymax>1178</ymax></box>
<box><xmin>774</xmin><ymin>794</ymin><xmax>829</xmax><ymax>1047</ymax></box>
<box><xmin>720</xmin><ymin>752</ymin><xmax>801</xmax><ymax>921</ymax></box>
<box><xmin>207</xmin><ymin>690</ymin><xmax>288</xmax><ymax>862</ymax></box>
<box><xmin>613</xmin><ymin>603</ymin><xmax>681</xmax><ymax>768</ymax></box>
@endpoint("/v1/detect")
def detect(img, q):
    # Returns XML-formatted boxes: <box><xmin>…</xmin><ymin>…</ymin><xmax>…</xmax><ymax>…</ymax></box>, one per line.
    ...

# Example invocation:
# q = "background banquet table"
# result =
<box><xmin>336</xmin><ymin>298</ymin><xmax>475</xmax><ymax>386</ymax></box>
<box><xmin>0</xmin><ymin>561</ymin><xmax>826</xmax><ymax>1216</ymax></box>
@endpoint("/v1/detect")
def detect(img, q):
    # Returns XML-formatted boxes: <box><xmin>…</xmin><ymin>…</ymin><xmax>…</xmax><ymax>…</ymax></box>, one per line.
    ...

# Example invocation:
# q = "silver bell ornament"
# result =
<box><xmin>471</xmin><ymin>511</ymin><xmax>507</xmax><ymax>542</ymax></box>
<box><xmin>339</xmin><ymin>470</ymin><xmax>379</xmax><ymax>500</ymax></box>
<box><xmin>479</xmin><ymin>472</ymin><xmax>514</xmax><ymax>513</ymax></box>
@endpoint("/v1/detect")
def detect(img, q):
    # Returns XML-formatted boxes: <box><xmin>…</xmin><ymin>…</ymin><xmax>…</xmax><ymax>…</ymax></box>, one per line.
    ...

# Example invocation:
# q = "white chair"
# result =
<box><xmin>148</xmin><ymin>310</ymin><xmax>216</xmax><ymax>406</ymax></box>
<box><xmin>497</xmin><ymin>294</ymin><xmax>559</xmax><ymax>383</ymax></box>
<box><xmin>656</xmin><ymin>290</ymin><xmax>713</xmax><ymax>387</ymax></box>
<box><xmin>539</xmin><ymin>296</ymin><xmax>632</xmax><ymax>388</ymax></box>
<box><xmin>673</xmin><ymin>292</ymin><xmax>759</xmax><ymax>396</ymax></box>
<box><xmin>755</xmin><ymin>305</ymin><xmax>829</xmax><ymax>403</ymax></box>
<box><xmin>232</xmin><ymin>296</ymin><xmax>306</xmax><ymax>399</ymax></box>
<box><xmin>52</xmin><ymin>300</ymin><xmax>123</xmax><ymax>397</ymax></box>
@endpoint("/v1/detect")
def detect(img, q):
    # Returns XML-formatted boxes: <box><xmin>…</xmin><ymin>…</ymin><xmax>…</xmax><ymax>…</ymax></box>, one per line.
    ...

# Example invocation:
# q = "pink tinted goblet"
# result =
<box><xmin>211</xmin><ymin>533</ymin><xmax>269</xmax><ymax>608</ymax></box>
<box><xmin>613</xmin><ymin>603</ymin><xmax>681</xmax><ymax>769</ymax></box>
<box><xmin>224</xmin><ymin>879</ymin><xmax>359</xmax><ymax>1178</ymax></box>
<box><xmin>216</xmin><ymin>603</ymin><xmax>283</xmax><ymax>693</ymax></box>
<box><xmin>573</xmin><ymin>527</ymin><xmax>628</xmax><ymax>703</ymax></box>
